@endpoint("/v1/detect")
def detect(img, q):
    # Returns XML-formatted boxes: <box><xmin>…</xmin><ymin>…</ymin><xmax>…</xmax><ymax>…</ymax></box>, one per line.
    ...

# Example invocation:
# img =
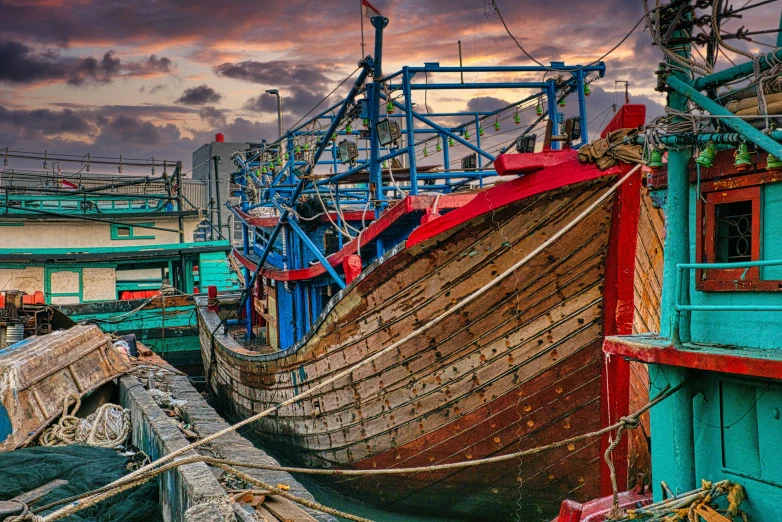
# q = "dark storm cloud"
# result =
<box><xmin>243</xmin><ymin>87</ymin><xmax>326</xmax><ymax>119</ymax></box>
<box><xmin>0</xmin><ymin>40</ymin><xmax>175</xmax><ymax>86</ymax></box>
<box><xmin>466</xmin><ymin>96</ymin><xmax>512</xmax><ymax>113</ymax></box>
<box><xmin>213</xmin><ymin>60</ymin><xmax>331</xmax><ymax>89</ymax></box>
<box><xmin>176</xmin><ymin>84</ymin><xmax>223</xmax><ymax>105</ymax></box>
<box><xmin>0</xmin><ymin>105</ymin><xmax>96</xmax><ymax>137</ymax></box>
<box><xmin>0</xmin><ymin>40</ymin><xmax>68</xmax><ymax>83</ymax></box>
<box><xmin>199</xmin><ymin>106</ymin><xmax>227</xmax><ymax>128</ymax></box>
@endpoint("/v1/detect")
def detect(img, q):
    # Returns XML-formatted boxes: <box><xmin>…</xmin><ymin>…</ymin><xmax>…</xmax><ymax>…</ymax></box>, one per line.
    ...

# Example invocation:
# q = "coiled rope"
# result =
<box><xmin>39</xmin><ymin>394</ymin><xmax>131</xmax><ymax>449</ymax></box>
<box><xmin>37</xmin><ymin>164</ymin><xmax>642</xmax><ymax>522</ymax></box>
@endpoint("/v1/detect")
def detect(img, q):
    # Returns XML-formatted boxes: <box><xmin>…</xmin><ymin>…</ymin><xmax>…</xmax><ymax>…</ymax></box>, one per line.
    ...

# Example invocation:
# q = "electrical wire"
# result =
<box><xmin>492</xmin><ymin>0</ymin><xmax>646</xmax><ymax>71</ymax></box>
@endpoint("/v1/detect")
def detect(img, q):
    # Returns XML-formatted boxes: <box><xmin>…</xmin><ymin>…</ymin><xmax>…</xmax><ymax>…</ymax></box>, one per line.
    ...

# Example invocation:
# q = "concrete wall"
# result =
<box><xmin>82</xmin><ymin>268</ymin><xmax>116</xmax><ymax>301</ymax></box>
<box><xmin>0</xmin><ymin>216</ymin><xmax>201</xmax><ymax>249</ymax></box>
<box><xmin>119</xmin><ymin>375</ymin><xmax>233</xmax><ymax>522</ymax></box>
<box><xmin>0</xmin><ymin>267</ymin><xmax>43</xmax><ymax>293</ymax></box>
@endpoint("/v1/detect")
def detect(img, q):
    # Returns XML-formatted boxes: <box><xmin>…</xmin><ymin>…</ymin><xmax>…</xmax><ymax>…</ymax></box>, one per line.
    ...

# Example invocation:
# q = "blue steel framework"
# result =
<box><xmin>228</xmin><ymin>15</ymin><xmax>605</xmax><ymax>344</ymax></box>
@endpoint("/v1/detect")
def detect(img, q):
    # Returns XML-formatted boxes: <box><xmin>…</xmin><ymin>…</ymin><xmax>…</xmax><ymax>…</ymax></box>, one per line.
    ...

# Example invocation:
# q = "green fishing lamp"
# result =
<box><xmin>535</xmin><ymin>101</ymin><xmax>543</xmax><ymax>116</ymax></box>
<box><xmin>479</xmin><ymin>126</ymin><xmax>484</xmax><ymax>137</ymax></box>
<box><xmin>514</xmin><ymin>110</ymin><xmax>521</xmax><ymax>124</ymax></box>
<box><xmin>448</xmin><ymin>137</ymin><xmax>455</xmax><ymax>147</ymax></box>
<box><xmin>648</xmin><ymin>149</ymin><xmax>663</xmax><ymax>169</ymax></box>
<box><xmin>386</xmin><ymin>101</ymin><xmax>395</xmax><ymax>114</ymax></box>
<box><xmin>494</xmin><ymin>120</ymin><xmax>501</xmax><ymax>131</ymax></box>
<box><xmin>695</xmin><ymin>142</ymin><xmax>716</xmax><ymax>169</ymax></box>
<box><xmin>423</xmin><ymin>145</ymin><xmax>429</xmax><ymax>157</ymax></box>
<box><xmin>767</xmin><ymin>153</ymin><xmax>782</xmax><ymax>170</ymax></box>
<box><xmin>734</xmin><ymin>142</ymin><xmax>752</xmax><ymax>172</ymax></box>
<box><xmin>584</xmin><ymin>83</ymin><xmax>591</xmax><ymax>97</ymax></box>
<box><xmin>436</xmin><ymin>141</ymin><xmax>442</xmax><ymax>152</ymax></box>
<box><xmin>345</xmin><ymin>122</ymin><xmax>353</xmax><ymax>133</ymax></box>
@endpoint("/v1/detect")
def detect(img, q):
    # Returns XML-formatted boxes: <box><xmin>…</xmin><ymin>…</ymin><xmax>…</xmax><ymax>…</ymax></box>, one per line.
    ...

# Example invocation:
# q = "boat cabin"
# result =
<box><xmin>605</xmin><ymin>146</ymin><xmax>782</xmax><ymax>518</ymax></box>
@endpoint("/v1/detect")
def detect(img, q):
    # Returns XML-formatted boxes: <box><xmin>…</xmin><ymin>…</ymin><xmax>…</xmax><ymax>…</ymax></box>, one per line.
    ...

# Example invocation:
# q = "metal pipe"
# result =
<box><xmin>666</xmin><ymin>75</ymin><xmax>782</xmax><ymax>159</ymax></box>
<box><xmin>212</xmin><ymin>156</ymin><xmax>223</xmax><ymax>242</ymax></box>
<box><xmin>402</xmin><ymin>67</ymin><xmax>418</xmax><ymax>194</ymax></box>
<box><xmin>370</xmin><ymin>15</ymin><xmax>389</xmax><ymax>216</ymax></box>
<box><xmin>693</xmin><ymin>48</ymin><xmax>782</xmax><ymax>91</ymax></box>
<box><xmin>676</xmin><ymin>305</ymin><xmax>782</xmax><ymax>312</ymax></box>
<box><xmin>266</xmin><ymin>89</ymin><xmax>284</xmax><ymax>137</ymax></box>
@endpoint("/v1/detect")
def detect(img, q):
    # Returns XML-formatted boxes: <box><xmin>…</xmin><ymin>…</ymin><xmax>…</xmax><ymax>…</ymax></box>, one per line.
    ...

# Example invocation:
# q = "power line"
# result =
<box><xmin>491</xmin><ymin>0</ymin><xmax>647</xmax><ymax>71</ymax></box>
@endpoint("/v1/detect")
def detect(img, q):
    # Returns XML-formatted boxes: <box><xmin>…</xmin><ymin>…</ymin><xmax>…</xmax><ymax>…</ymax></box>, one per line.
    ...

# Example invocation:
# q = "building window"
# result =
<box><xmin>110</xmin><ymin>223</ymin><xmax>155</xmax><ymax>240</ymax></box>
<box><xmin>697</xmin><ymin>186</ymin><xmax>762</xmax><ymax>291</ymax></box>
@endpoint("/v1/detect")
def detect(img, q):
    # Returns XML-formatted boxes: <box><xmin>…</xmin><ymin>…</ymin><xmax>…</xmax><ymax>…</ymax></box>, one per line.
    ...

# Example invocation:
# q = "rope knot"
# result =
<box><xmin>620</xmin><ymin>415</ymin><xmax>640</xmax><ymax>429</ymax></box>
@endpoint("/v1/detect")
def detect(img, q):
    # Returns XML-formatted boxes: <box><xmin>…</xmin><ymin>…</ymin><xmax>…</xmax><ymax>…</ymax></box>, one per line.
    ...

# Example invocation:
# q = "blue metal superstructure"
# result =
<box><xmin>228</xmin><ymin>15</ymin><xmax>606</xmax><ymax>348</ymax></box>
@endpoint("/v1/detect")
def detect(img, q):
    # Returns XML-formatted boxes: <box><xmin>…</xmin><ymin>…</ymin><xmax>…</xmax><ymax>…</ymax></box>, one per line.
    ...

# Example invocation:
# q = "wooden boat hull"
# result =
<box><xmin>0</xmin><ymin>324</ymin><xmax>130</xmax><ymax>451</ymax></box>
<box><xmin>198</xmin><ymin>156</ymin><xmax>665</xmax><ymax>520</ymax></box>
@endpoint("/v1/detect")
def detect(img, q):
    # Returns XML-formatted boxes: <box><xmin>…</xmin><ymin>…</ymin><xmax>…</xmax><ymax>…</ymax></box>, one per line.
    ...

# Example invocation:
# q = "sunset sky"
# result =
<box><xmin>1</xmin><ymin>0</ymin><xmax>779</xmax><ymax>174</ymax></box>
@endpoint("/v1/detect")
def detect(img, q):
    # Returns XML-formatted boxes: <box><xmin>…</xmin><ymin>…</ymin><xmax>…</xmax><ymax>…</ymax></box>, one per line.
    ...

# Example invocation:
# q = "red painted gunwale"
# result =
<box><xmin>232</xmin><ymin>193</ymin><xmax>476</xmax><ymax>281</ymax></box>
<box><xmin>603</xmin><ymin>335</ymin><xmax>782</xmax><ymax>380</ymax></box>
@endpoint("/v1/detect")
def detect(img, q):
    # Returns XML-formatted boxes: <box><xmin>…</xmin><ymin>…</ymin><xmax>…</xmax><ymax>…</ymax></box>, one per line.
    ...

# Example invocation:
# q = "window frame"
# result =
<box><xmin>696</xmin><ymin>184</ymin><xmax>773</xmax><ymax>291</ymax></box>
<box><xmin>110</xmin><ymin>222</ymin><xmax>155</xmax><ymax>241</ymax></box>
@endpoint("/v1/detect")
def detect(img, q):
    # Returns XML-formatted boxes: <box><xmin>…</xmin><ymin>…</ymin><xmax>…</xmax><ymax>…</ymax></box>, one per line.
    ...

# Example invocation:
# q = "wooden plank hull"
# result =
<box><xmin>198</xmin><ymin>169</ymin><xmax>664</xmax><ymax>520</ymax></box>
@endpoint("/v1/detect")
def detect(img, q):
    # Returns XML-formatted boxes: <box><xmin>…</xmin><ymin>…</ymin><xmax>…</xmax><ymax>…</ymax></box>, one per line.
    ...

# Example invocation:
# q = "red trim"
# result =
<box><xmin>407</xmin><ymin>159</ymin><xmax>632</xmax><ymax>248</ymax></box>
<box><xmin>597</xmin><ymin>168</ymin><xmax>642</xmax><ymax>496</ymax></box>
<box><xmin>697</xmin><ymin>186</ymin><xmax>763</xmax><ymax>289</ymax></box>
<box><xmin>235</xmin><ymin>193</ymin><xmax>477</xmax><ymax>281</ymax></box>
<box><xmin>494</xmin><ymin>150</ymin><xmax>578</xmax><ymax>176</ymax></box>
<box><xmin>232</xmin><ymin>207</ymin><xmax>372</xmax><ymax>228</ymax></box>
<box><xmin>604</xmin><ymin>336</ymin><xmax>782</xmax><ymax>380</ymax></box>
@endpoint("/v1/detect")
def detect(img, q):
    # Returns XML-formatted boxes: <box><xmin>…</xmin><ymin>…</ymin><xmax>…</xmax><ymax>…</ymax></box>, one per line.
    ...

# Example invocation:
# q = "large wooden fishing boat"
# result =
<box><xmin>199</xmin><ymin>100</ymin><xmax>663</xmax><ymax>520</ymax></box>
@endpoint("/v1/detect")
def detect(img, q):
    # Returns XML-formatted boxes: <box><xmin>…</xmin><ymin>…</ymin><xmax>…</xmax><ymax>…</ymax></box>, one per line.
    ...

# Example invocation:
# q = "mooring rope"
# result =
<box><xmin>31</xmin><ymin>164</ymin><xmax>643</xmax><ymax>522</ymax></box>
<box><xmin>28</xmin><ymin>383</ymin><xmax>680</xmax><ymax>522</ymax></box>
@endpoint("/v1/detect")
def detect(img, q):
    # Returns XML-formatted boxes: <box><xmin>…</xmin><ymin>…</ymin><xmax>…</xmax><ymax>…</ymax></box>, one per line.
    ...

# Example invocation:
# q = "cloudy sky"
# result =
<box><xmin>0</xmin><ymin>0</ymin><xmax>779</xmax><ymax>175</ymax></box>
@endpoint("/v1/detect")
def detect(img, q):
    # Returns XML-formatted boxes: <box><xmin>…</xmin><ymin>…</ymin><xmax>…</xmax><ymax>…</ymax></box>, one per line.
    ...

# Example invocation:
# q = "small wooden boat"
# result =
<box><xmin>0</xmin><ymin>324</ymin><xmax>130</xmax><ymax>451</ymax></box>
<box><xmin>199</xmin><ymin>105</ymin><xmax>664</xmax><ymax>521</ymax></box>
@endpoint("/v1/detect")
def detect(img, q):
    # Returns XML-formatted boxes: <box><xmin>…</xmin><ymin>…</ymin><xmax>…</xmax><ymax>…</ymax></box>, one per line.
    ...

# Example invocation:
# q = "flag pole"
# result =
<box><xmin>360</xmin><ymin>0</ymin><xmax>366</xmax><ymax>58</ymax></box>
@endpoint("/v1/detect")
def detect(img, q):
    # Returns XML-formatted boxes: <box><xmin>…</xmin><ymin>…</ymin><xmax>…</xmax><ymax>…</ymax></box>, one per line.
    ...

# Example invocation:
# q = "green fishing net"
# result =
<box><xmin>0</xmin><ymin>445</ymin><xmax>161</xmax><ymax>522</ymax></box>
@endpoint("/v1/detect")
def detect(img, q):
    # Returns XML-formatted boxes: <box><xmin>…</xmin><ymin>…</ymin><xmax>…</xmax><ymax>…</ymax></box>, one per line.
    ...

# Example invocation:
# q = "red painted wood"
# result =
<box><xmin>343</xmin><ymin>255</ymin><xmax>362</xmax><ymax>284</ymax></box>
<box><xmin>598</xmin><ymin>167</ymin><xmax>642</xmax><ymax>495</ymax></box>
<box><xmin>233</xmin><ymin>207</ymin><xmax>373</xmax><ymax>227</ymax></box>
<box><xmin>407</xmin><ymin>159</ymin><xmax>629</xmax><ymax>248</ymax></box>
<box><xmin>232</xmin><ymin>193</ymin><xmax>477</xmax><ymax>281</ymax></box>
<box><xmin>603</xmin><ymin>337</ymin><xmax>782</xmax><ymax>380</ymax></box>
<box><xmin>697</xmin><ymin>186</ymin><xmax>761</xmax><ymax>285</ymax></box>
<box><xmin>494</xmin><ymin>150</ymin><xmax>578</xmax><ymax>176</ymax></box>
<box><xmin>600</xmin><ymin>104</ymin><xmax>646</xmax><ymax>138</ymax></box>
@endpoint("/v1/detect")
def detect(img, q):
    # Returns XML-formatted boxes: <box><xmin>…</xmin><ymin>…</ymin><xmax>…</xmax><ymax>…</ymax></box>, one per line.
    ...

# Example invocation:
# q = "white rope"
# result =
<box><xmin>41</xmin><ymin>163</ymin><xmax>641</xmax><ymax>522</ymax></box>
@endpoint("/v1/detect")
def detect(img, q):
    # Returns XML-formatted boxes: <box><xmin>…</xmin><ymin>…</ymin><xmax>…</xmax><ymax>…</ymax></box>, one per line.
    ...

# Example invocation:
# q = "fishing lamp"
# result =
<box><xmin>436</xmin><ymin>140</ymin><xmax>442</xmax><ymax>152</ymax></box>
<box><xmin>648</xmin><ymin>149</ymin><xmax>663</xmax><ymax>169</ymax></box>
<box><xmin>386</xmin><ymin>101</ymin><xmax>395</xmax><ymax>114</ymax></box>
<box><xmin>734</xmin><ymin>143</ymin><xmax>752</xmax><ymax>172</ymax></box>
<box><xmin>695</xmin><ymin>142</ymin><xmax>717</xmax><ymax>169</ymax></box>
<box><xmin>558</xmin><ymin>98</ymin><xmax>566</xmax><ymax>108</ymax></box>
<box><xmin>261</xmin><ymin>165</ymin><xmax>267</xmax><ymax>174</ymax></box>
<box><xmin>479</xmin><ymin>126</ymin><xmax>485</xmax><ymax>137</ymax></box>
<box><xmin>423</xmin><ymin>145</ymin><xmax>429</xmax><ymax>157</ymax></box>
<box><xmin>448</xmin><ymin>137</ymin><xmax>454</xmax><ymax>147</ymax></box>
<box><xmin>514</xmin><ymin>110</ymin><xmax>521</xmax><ymax>124</ymax></box>
<box><xmin>464</xmin><ymin>128</ymin><xmax>470</xmax><ymax>140</ymax></box>
<box><xmin>494</xmin><ymin>120</ymin><xmax>500</xmax><ymax>131</ymax></box>
<box><xmin>584</xmin><ymin>84</ymin><xmax>591</xmax><ymax>97</ymax></box>
<box><xmin>303</xmin><ymin>142</ymin><xmax>310</xmax><ymax>152</ymax></box>
<box><xmin>536</xmin><ymin>101</ymin><xmax>543</xmax><ymax>116</ymax></box>
<box><xmin>376</xmin><ymin>118</ymin><xmax>401</xmax><ymax>146</ymax></box>
<box><xmin>345</xmin><ymin>122</ymin><xmax>353</xmax><ymax>134</ymax></box>
<box><xmin>363</xmin><ymin>118</ymin><xmax>369</xmax><ymax>127</ymax></box>
<box><xmin>767</xmin><ymin>153</ymin><xmax>782</xmax><ymax>170</ymax></box>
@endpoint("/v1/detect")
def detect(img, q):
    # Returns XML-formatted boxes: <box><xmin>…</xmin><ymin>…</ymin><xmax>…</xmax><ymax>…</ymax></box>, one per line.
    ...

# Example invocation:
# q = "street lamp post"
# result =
<box><xmin>265</xmin><ymin>89</ymin><xmax>283</xmax><ymax>137</ymax></box>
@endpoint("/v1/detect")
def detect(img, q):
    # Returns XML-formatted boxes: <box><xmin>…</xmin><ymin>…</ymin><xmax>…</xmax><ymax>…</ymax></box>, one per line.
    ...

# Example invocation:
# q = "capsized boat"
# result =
<box><xmin>198</xmin><ymin>101</ymin><xmax>664</xmax><ymax>520</ymax></box>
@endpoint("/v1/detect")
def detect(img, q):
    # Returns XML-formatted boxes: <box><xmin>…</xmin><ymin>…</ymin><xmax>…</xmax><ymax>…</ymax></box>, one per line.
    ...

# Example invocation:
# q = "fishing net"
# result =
<box><xmin>0</xmin><ymin>445</ymin><xmax>161</xmax><ymax>522</ymax></box>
